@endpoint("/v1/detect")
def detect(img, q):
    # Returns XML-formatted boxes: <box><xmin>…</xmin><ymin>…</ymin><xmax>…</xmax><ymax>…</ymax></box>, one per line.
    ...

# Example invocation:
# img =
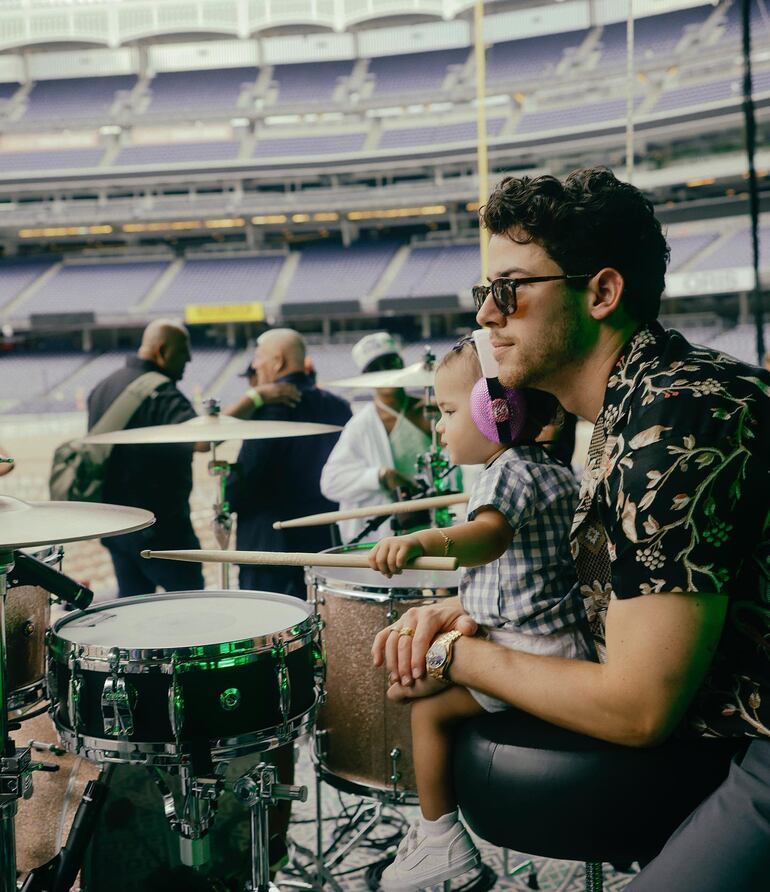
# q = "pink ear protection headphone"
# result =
<box><xmin>468</xmin><ymin>329</ymin><xmax>528</xmax><ymax>445</ymax></box>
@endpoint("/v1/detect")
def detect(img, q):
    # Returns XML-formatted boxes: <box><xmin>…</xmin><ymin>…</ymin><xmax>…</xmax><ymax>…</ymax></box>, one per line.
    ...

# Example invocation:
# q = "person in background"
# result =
<box><xmin>225</xmin><ymin>328</ymin><xmax>351</xmax><ymax>598</ymax></box>
<box><xmin>87</xmin><ymin>319</ymin><xmax>206</xmax><ymax>597</ymax></box>
<box><xmin>320</xmin><ymin>332</ymin><xmax>436</xmax><ymax>544</ymax></box>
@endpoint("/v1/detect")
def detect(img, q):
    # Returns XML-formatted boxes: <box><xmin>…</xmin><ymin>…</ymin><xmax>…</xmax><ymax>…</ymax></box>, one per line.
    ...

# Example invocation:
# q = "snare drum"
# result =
<box><xmin>7</xmin><ymin>544</ymin><xmax>62</xmax><ymax>719</ymax></box>
<box><xmin>47</xmin><ymin>590</ymin><xmax>322</xmax><ymax>766</ymax></box>
<box><xmin>308</xmin><ymin>545</ymin><xmax>460</xmax><ymax>802</ymax></box>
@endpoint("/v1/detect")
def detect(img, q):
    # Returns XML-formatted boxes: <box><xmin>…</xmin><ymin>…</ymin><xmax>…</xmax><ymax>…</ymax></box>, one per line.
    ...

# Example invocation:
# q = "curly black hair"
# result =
<box><xmin>482</xmin><ymin>168</ymin><xmax>670</xmax><ymax>323</ymax></box>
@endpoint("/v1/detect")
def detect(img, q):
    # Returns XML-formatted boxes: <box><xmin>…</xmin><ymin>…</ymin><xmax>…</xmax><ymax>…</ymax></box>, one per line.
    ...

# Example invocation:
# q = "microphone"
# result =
<box><xmin>11</xmin><ymin>551</ymin><xmax>94</xmax><ymax>611</ymax></box>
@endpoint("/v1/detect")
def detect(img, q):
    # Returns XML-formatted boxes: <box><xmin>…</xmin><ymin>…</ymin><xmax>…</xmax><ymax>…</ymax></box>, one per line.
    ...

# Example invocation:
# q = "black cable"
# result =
<box><xmin>742</xmin><ymin>0</ymin><xmax>766</xmax><ymax>362</ymax></box>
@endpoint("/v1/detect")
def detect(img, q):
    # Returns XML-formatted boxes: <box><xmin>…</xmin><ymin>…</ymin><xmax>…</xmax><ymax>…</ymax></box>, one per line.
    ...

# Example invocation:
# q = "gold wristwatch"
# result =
<box><xmin>426</xmin><ymin>630</ymin><xmax>462</xmax><ymax>682</ymax></box>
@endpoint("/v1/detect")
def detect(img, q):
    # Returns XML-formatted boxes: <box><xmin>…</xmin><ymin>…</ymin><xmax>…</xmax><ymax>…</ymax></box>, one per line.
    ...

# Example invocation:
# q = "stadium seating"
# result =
<box><xmin>381</xmin><ymin>244</ymin><xmax>478</xmax><ymax>311</ymax></box>
<box><xmin>252</xmin><ymin>132</ymin><xmax>367</xmax><ymax>158</ymax></box>
<box><xmin>23</xmin><ymin>75</ymin><xmax>136</xmax><ymax>121</ymax></box>
<box><xmin>0</xmin><ymin>148</ymin><xmax>104</xmax><ymax>172</ymax></box>
<box><xmin>271</xmin><ymin>60</ymin><xmax>353</xmax><ymax>104</ymax></box>
<box><xmin>0</xmin><ymin>353</ymin><xmax>88</xmax><ymax>410</ymax></box>
<box><xmin>596</xmin><ymin>5</ymin><xmax>712</xmax><ymax>68</ymax></box>
<box><xmin>0</xmin><ymin>260</ymin><xmax>55</xmax><ymax>309</ymax></box>
<box><xmin>667</xmin><ymin>232</ymin><xmax>720</xmax><ymax>272</ymax></box>
<box><xmin>367</xmin><ymin>48</ymin><xmax>468</xmax><ymax>96</ymax></box>
<box><xmin>282</xmin><ymin>242</ymin><xmax>399</xmax><ymax>316</ymax></box>
<box><xmin>154</xmin><ymin>255</ymin><xmax>285</xmax><ymax>310</ymax></box>
<box><xmin>144</xmin><ymin>67</ymin><xmax>257</xmax><ymax>114</ymax></box>
<box><xmin>707</xmin><ymin>323</ymin><xmax>770</xmax><ymax>364</ymax></box>
<box><xmin>115</xmin><ymin>141</ymin><xmax>240</xmax><ymax>166</ymax></box>
<box><xmin>693</xmin><ymin>226</ymin><xmax>770</xmax><ymax>270</ymax></box>
<box><xmin>379</xmin><ymin>117</ymin><xmax>505</xmax><ymax>150</ymax></box>
<box><xmin>486</xmin><ymin>30</ymin><xmax>588</xmax><ymax>84</ymax></box>
<box><xmin>516</xmin><ymin>97</ymin><xmax>638</xmax><ymax>134</ymax></box>
<box><xmin>0</xmin><ymin>82</ymin><xmax>18</xmax><ymax>102</ymax></box>
<box><xmin>19</xmin><ymin>261</ymin><xmax>169</xmax><ymax>317</ymax></box>
<box><xmin>718</xmin><ymin>0</ymin><xmax>770</xmax><ymax>43</ymax></box>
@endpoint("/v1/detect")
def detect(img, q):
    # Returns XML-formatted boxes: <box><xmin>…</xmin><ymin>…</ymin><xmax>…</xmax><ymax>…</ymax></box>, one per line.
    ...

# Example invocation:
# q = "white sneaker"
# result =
<box><xmin>380</xmin><ymin>821</ymin><xmax>481</xmax><ymax>892</ymax></box>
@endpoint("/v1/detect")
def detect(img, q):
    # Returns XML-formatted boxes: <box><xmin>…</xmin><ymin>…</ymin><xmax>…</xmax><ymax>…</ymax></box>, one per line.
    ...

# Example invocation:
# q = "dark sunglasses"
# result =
<box><xmin>472</xmin><ymin>273</ymin><xmax>593</xmax><ymax>316</ymax></box>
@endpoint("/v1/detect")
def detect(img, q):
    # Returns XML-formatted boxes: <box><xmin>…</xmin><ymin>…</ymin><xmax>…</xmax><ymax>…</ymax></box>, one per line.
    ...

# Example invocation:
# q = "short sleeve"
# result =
<box><xmin>604</xmin><ymin>426</ymin><xmax>767</xmax><ymax>598</ymax></box>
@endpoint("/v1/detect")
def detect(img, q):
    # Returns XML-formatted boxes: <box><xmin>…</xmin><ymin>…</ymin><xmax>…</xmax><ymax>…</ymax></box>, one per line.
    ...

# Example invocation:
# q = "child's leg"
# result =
<box><xmin>410</xmin><ymin>685</ymin><xmax>485</xmax><ymax>821</ymax></box>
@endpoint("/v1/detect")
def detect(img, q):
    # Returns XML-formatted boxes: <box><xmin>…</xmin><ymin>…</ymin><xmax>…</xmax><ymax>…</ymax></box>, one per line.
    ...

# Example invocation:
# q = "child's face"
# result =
<box><xmin>435</xmin><ymin>361</ymin><xmax>500</xmax><ymax>465</ymax></box>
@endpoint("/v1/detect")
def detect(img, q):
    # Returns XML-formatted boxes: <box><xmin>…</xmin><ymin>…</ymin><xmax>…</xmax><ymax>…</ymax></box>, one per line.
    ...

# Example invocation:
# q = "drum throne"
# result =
<box><xmin>453</xmin><ymin>709</ymin><xmax>743</xmax><ymax>891</ymax></box>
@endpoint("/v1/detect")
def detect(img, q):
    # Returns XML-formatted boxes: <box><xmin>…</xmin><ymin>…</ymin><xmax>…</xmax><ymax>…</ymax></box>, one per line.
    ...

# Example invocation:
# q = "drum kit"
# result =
<box><xmin>0</xmin><ymin>357</ymin><xmax>476</xmax><ymax>892</ymax></box>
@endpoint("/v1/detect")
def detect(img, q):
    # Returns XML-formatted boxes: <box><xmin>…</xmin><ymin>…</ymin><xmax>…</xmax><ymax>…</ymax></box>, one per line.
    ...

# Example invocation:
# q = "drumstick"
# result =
<box><xmin>273</xmin><ymin>493</ymin><xmax>469</xmax><ymax>529</ymax></box>
<box><xmin>141</xmin><ymin>548</ymin><xmax>458</xmax><ymax>572</ymax></box>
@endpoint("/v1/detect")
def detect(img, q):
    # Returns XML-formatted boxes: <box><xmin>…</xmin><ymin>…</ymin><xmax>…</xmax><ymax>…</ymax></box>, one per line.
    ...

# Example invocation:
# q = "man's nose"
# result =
<box><xmin>476</xmin><ymin>291</ymin><xmax>503</xmax><ymax>327</ymax></box>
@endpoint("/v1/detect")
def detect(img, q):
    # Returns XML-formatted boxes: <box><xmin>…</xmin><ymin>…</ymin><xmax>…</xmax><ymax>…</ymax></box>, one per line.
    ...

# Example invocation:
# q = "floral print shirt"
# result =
<box><xmin>570</xmin><ymin>322</ymin><xmax>770</xmax><ymax>739</ymax></box>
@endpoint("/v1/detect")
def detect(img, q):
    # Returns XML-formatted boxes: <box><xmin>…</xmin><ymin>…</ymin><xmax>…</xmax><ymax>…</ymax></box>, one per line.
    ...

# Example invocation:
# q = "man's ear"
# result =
<box><xmin>588</xmin><ymin>268</ymin><xmax>624</xmax><ymax>321</ymax></box>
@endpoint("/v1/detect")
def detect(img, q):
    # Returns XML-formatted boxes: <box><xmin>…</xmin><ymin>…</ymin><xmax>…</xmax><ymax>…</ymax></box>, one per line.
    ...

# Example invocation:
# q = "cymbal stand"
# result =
<box><xmin>415</xmin><ymin>348</ymin><xmax>456</xmax><ymax>529</ymax></box>
<box><xmin>232</xmin><ymin>761</ymin><xmax>307</xmax><ymax>892</ymax></box>
<box><xmin>0</xmin><ymin>548</ymin><xmax>32</xmax><ymax>892</ymax></box>
<box><xmin>204</xmin><ymin>399</ymin><xmax>235</xmax><ymax>589</ymax></box>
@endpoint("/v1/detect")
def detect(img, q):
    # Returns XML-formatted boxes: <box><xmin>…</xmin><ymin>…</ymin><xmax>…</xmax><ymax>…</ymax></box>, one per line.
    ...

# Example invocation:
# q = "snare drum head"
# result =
<box><xmin>309</xmin><ymin>545</ymin><xmax>460</xmax><ymax>596</ymax></box>
<box><xmin>53</xmin><ymin>590</ymin><xmax>311</xmax><ymax>650</ymax></box>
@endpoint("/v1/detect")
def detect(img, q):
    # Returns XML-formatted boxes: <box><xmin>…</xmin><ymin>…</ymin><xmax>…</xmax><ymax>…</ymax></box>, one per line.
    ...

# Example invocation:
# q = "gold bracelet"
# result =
<box><xmin>437</xmin><ymin>528</ymin><xmax>454</xmax><ymax>557</ymax></box>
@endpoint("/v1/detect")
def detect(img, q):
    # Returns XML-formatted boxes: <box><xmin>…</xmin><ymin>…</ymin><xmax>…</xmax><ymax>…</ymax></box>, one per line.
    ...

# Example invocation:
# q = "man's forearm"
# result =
<box><xmin>449</xmin><ymin>635</ymin><xmax>650</xmax><ymax>747</ymax></box>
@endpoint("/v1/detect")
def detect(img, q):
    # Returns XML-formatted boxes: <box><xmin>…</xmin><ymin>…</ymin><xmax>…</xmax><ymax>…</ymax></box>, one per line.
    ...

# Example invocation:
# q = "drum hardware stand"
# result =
<box><xmin>203</xmin><ymin>399</ymin><xmax>236</xmax><ymax>589</ymax></box>
<box><xmin>233</xmin><ymin>761</ymin><xmax>307</xmax><ymax>892</ymax></box>
<box><xmin>150</xmin><ymin>764</ymin><xmax>224</xmax><ymax>869</ymax></box>
<box><xmin>0</xmin><ymin>547</ymin><xmax>31</xmax><ymax>892</ymax></box>
<box><xmin>20</xmin><ymin>764</ymin><xmax>114</xmax><ymax>892</ymax></box>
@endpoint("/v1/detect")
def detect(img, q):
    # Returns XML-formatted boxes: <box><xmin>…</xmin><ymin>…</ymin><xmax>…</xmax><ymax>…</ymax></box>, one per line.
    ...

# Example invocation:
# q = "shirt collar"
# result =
<box><xmin>599</xmin><ymin>320</ymin><xmax>665</xmax><ymax>440</ymax></box>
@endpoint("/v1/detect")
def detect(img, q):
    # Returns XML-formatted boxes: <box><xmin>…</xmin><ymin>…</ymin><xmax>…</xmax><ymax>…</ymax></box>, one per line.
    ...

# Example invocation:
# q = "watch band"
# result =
<box><xmin>426</xmin><ymin>629</ymin><xmax>462</xmax><ymax>682</ymax></box>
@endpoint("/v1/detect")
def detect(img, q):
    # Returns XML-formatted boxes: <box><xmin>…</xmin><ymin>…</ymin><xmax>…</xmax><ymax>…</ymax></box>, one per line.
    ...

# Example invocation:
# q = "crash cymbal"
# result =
<box><xmin>327</xmin><ymin>360</ymin><xmax>435</xmax><ymax>390</ymax></box>
<box><xmin>0</xmin><ymin>496</ymin><xmax>154</xmax><ymax>550</ymax></box>
<box><xmin>85</xmin><ymin>414</ymin><xmax>343</xmax><ymax>446</ymax></box>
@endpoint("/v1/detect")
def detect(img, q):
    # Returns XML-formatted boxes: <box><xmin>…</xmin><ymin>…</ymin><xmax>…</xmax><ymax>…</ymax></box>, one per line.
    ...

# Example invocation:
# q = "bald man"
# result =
<box><xmin>225</xmin><ymin>328</ymin><xmax>351</xmax><ymax>597</ymax></box>
<box><xmin>87</xmin><ymin>319</ymin><xmax>205</xmax><ymax>597</ymax></box>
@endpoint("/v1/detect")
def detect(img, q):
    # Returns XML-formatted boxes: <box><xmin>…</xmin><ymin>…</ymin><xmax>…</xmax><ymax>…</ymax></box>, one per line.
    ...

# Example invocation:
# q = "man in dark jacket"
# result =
<box><xmin>88</xmin><ymin>319</ymin><xmax>205</xmax><ymax>597</ymax></box>
<box><xmin>225</xmin><ymin>328</ymin><xmax>351</xmax><ymax>598</ymax></box>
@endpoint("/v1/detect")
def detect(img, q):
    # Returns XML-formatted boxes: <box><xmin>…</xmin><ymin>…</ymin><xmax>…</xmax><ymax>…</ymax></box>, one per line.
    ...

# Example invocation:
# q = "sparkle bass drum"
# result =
<box><xmin>308</xmin><ymin>544</ymin><xmax>460</xmax><ymax>802</ymax></box>
<box><xmin>47</xmin><ymin>590</ymin><xmax>322</xmax><ymax>766</ymax></box>
<box><xmin>7</xmin><ymin>544</ymin><xmax>62</xmax><ymax>719</ymax></box>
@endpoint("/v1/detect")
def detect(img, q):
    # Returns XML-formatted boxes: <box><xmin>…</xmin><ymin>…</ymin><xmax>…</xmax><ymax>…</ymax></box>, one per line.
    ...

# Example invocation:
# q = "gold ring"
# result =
<box><xmin>398</xmin><ymin>627</ymin><xmax>416</xmax><ymax>638</ymax></box>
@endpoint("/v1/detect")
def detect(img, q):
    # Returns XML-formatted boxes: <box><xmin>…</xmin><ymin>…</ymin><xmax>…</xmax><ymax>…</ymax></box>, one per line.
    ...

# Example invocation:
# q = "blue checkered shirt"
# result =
<box><xmin>461</xmin><ymin>444</ymin><xmax>585</xmax><ymax>636</ymax></box>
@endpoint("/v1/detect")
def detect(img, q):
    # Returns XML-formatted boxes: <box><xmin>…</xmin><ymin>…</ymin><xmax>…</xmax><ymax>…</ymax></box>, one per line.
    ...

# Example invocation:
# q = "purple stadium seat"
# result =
<box><xmin>0</xmin><ymin>260</ymin><xmax>54</xmax><ymax>309</ymax></box>
<box><xmin>252</xmin><ymin>132</ymin><xmax>367</xmax><ymax>158</ymax></box>
<box><xmin>486</xmin><ymin>30</ymin><xmax>588</xmax><ymax>84</ymax></box>
<box><xmin>23</xmin><ymin>75</ymin><xmax>136</xmax><ymax>121</ymax></box>
<box><xmin>155</xmin><ymin>256</ymin><xmax>285</xmax><ymax>310</ymax></box>
<box><xmin>367</xmin><ymin>48</ymin><xmax>468</xmax><ymax>96</ymax></box>
<box><xmin>272</xmin><ymin>60</ymin><xmax>353</xmax><ymax>105</ymax></box>
<box><xmin>22</xmin><ymin>261</ymin><xmax>169</xmax><ymax>316</ymax></box>
<box><xmin>145</xmin><ymin>67</ymin><xmax>257</xmax><ymax>114</ymax></box>
<box><xmin>597</xmin><ymin>6</ymin><xmax>711</xmax><ymax>68</ymax></box>
<box><xmin>0</xmin><ymin>148</ymin><xmax>104</xmax><ymax>173</ymax></box>
<box><xmin>667</xmin><ymin>232</ymin><xmax>720</xmax><ymax>272</ymax></box>
<box><xmin>379</xmin><ymin>117</ymin><xmax>504</xmax><ymax>150</ymax></box>
<box><xmin>115</xmin><ymin>141</ymin><xmax>240</xmax><ymax>166</ymax></box>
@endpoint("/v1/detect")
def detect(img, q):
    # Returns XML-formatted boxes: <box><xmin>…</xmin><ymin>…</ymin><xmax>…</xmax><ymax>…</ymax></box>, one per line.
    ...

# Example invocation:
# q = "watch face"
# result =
<box><xmin>426</xmin><ymin>643</ymin><xmax>447</xmax><ymax>670</ymax></box>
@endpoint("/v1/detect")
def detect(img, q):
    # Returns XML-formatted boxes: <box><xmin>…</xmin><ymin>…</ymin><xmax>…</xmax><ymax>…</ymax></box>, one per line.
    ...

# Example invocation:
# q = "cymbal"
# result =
<box><xmin>0</xmin><ymin>496</ymin><xmax>154</xmax><ymax>550</ymax></box>
<box><xmin>84</xmin><ymin>415</ymin><xmax>343</xmax><ymax>446</ymax></box>
<box><xmin>327</xmin><ymin>360</ymin><xmax>435</xmax><ymax>390</ymax></box>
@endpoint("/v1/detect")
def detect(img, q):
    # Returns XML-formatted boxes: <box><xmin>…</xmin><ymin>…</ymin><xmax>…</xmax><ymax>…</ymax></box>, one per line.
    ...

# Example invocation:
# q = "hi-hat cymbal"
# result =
<box><xmin>85</xmin><ymin>415</ymin><xmax>343</xmax><ymax>446</ymax></box>
<box><xmin>0</xmin><ymin>496</ymin><xmax>154</xmax><ymax>550</ymax></box>
<box><xmin>327</xmin><ymin>361</ymin><xmax>435</xmax><ymax>390</ymax></box>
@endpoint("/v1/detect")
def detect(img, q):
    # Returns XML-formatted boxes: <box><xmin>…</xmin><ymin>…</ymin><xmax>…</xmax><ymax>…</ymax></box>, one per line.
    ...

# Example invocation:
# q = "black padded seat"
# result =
<box><xmin>454</xmin><ymin>709</ymin><xmax>745</xmax><ymax>866</ymax></box>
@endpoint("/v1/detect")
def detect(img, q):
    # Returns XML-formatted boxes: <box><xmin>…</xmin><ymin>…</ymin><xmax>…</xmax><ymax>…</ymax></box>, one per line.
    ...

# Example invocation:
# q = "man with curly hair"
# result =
<box><xmin>374</xmin><ymin>168</ymin><xmax>769</xmax><ymax>891</ymax></box>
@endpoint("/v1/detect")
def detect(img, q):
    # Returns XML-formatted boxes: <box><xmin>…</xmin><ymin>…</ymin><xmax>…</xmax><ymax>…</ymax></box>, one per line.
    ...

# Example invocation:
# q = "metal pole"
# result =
<box><xmin>625</xmin><ymin>0</ymin><xmax>635</xmax><ymax>182</ymax></box>
<box><xmin>474</xmin><ymin>0</ymin><xmax>489</xmax><ymax>280</ymax></box>
<box><xmin>0</xmin><ymin>551</ymin><xmax>18</xmax><ymax>892</ymax></box>
<box><xmin>741</xmin><ymin>0</ymin><xmax>766</xmax><ymax>363</ymax></box>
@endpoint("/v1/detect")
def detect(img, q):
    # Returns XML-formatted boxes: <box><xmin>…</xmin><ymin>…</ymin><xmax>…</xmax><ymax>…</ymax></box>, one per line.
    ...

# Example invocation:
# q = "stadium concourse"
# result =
<box><xmin>0</xmin><ymin>0</ymin><xmax>768</xmax><ymax>890</ymax></box>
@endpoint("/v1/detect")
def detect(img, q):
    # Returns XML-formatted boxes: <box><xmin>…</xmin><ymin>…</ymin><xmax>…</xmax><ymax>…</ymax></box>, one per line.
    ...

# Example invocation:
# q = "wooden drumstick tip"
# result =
<box><xmin>140</xmin><ymin>549</ymin><xmax>152</xmax><ymax>558</ymax></box>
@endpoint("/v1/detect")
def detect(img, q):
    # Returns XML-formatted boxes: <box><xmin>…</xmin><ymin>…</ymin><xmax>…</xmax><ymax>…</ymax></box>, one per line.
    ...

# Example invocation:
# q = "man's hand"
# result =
<box><xmin>387</xmin><ymin>675</ymin><xmax>448</xmax><ymax>702</ymax></box>
<box><xmin>371</xmin><ymin>596</ymin><xmax>477</xmax><ymax>687</ymax></box>
<box><xmin>258</xmin><ymin>382</ymin><xmax>301</xmax><ymax>408</ymax></box>
<box><xmin>368</xmin><ymin>534</ymin><xmax>424</xmax><ymax>578</ymax></box>
<box><xmin>378</xmin><ymin>467</ymin><xmax>417</xmax><ymax>494</ymax></box>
